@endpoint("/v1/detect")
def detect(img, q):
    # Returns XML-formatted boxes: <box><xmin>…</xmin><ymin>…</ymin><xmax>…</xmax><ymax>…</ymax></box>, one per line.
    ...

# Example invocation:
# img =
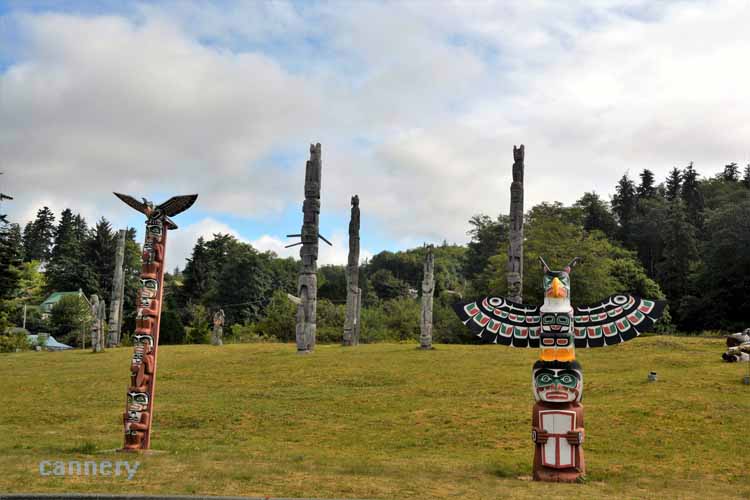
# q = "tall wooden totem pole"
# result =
<box><xmin>342</xmin><ymin>195</ymin><xmax>361</xmax><ymax>346</ymax></box>
<box><xmin>507</xmin><ymin>145</ymin><xmax>524</xmax><ymax>303</ymax></box>
<box><xmin>287</xmin><ymin>144</ymin><xmax>331</xmax><ymax>353</ymax></box>
<box><xmin>114</xmin><ymin>192</ymin><xmax>197</xmax><ymax>451</ymax></box>
<box><xmin>419</xmin><ymin>244</ymin><xmax>435</xmax><ymax>350</ymax></box>
<box><xmin>108</xmin><ymin>228</ymin><xmax>126</xmax><ymax>347</ymax></box>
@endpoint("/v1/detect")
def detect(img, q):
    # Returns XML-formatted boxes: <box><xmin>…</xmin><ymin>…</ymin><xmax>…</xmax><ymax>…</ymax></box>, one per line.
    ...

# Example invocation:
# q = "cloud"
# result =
<box><xmin>3</xmin><ymin>0</ymin><xmax>749</xmax><ymax>252</ymax></box>
<box><xmin>251</xmin><ymin>233</ymin><xmax>373</xmax><ymax>267</ymax></box>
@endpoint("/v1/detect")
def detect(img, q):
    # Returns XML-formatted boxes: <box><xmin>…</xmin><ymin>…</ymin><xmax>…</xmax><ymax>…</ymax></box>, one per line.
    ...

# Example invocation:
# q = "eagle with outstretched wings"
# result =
<box><xmin>114</xmin><ymin>193</ymin><xmax>197</xmax><ymax>229</ymax></box>
<box><xmin>453</xmin><ymin>257</ymin><xmax>666</xmax><ymax>359</ymax></box>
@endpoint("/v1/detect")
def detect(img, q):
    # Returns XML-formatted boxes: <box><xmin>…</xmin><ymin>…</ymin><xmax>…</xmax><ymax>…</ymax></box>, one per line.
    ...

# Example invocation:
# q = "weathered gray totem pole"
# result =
<box><xmin>507</xmin><ymin>145</ymin><xmax>525</xmax><ymax>304</ymax></box>
<box><xmin>108</xmin><ymin>228</ymin><xmax>126</xmax><ymax>347</ymax></box>
<box><xmin>343</xmin><ymin>195</ymin><xmax>361</xmax><ymax>346</ymax></box>
<box><xmin>212</xmin><ymin>309</ymin><xmax>225</xmax><ymax>346</ymax></box>
<box><xmin>115</xmin><ymin>192</ymin><xmax>197</xmax><ymax>451</ymax></box>
<box><xmin>420</xmin><ymin>244</ymin><xmax>435</xmax><ymax>350</ymax></box>
<box><xmin>286</xmin><ymin>143</ymin><xmax>331</xmax><ymax>354</ymax></box>
<box><xmin>90</xmin><ymin>294</ymin><xmax>106</xmax><ymax>353</ymax></box>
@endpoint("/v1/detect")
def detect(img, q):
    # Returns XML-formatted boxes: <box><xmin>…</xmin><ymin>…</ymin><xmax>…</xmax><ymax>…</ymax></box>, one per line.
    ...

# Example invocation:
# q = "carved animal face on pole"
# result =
<box><xmin>532</xmin><ymin>360</ymin><xmax>583</xmax><ymax>403</ymax></box>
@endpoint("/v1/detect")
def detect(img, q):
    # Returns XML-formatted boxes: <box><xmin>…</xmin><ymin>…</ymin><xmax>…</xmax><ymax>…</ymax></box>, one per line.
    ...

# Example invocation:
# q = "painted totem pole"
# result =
<box><xmin>108</xmin><ymin>228</ymin><xmax>126</xmax><ymax>347</ymax></box>
<box><xmin>286</xmin><ymin>143</ymin><xmax>331</xmax><ymax>353</ymax></box>
<box><xmin>507</xmin><ymin>145</ymin><xmax>524</xmax><ymax>304</ymax></box>
<box><xmin>114</xmin><ymin>192</ymin><xmax>197</xmax><ymax>451</ymax></box>
<box><xmin>454</xmin><ymin>257</ymin><xmax>665</xmax><ymax>481</ymax></box>
<box><xmin>343</xmin><ymin>195</ymin><xmax>361</xmax><ymax>346</ymax></box>
<box><xmin>419</xmin><ymin>245</ymin><xmax>435</xmax><ymax>350</ymax></box>
<box><xmin>212</xmin><ymin>309</ymin><xmax>225</xmax><ymax>346</ymax></box>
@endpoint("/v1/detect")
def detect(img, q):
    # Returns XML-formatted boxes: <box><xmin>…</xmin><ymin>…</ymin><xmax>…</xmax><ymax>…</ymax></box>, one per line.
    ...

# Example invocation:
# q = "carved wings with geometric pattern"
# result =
<box><xmin>452</xmin><ymin>296</ymin><xmax>542</xmax><ymax>348</ymax></box>
<box><xmin>572</xmin><ymin>294</ymin><xmax>666</xmax><ymax>348</ymax></box>
<box><xmin>158</xmin><ymin>195</ymin><xmax>198</xmax><ymax>217</ymax></box>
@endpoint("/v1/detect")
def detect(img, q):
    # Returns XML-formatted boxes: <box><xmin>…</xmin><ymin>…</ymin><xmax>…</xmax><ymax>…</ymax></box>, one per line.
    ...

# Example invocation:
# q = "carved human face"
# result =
<box><xmin>533</xmin><ymin>362</ymin><xmax>583</xmax><ymax>403</ymax></box>
<box><xmin>127</xmin><ymin>392</ymin><xmax>149</xmax><ymax>412</ymax></box>
<box><xmin>140</xmin><ymin>279</ymin><xmax>158</xmax><ymax>299</ymax></box>
<box><xmin>146</xmin><ymin>223</ymin><xmax>163</xmax><ymax>242</ymax></box>
<box><xmin>540</xmin><ymin>312</ymin><xmax>575</xmax><ymax>361</ymax></box>
<box><xmin>132</xmin><ymin>335</ymin><xmax>153</xmax><ymax>363</ymax></box>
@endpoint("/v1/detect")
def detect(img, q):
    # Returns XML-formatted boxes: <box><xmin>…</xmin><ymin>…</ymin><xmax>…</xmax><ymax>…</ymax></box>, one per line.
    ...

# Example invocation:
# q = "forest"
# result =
<box><xmin>1</xmin><ymin>162</ymin><xmax>749</xmax><ymax>350</ymax></box>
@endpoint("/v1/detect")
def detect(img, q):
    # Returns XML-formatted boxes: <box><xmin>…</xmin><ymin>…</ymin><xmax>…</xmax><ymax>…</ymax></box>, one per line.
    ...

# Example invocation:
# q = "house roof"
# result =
<box><xmin>40</xmin><ymin>291</ymin><xmax>83</xmax><ymax>310</ymax></box>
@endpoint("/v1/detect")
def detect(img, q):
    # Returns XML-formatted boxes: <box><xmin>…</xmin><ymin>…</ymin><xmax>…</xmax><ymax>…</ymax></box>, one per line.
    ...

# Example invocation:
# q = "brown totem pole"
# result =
<box><xmin>286</xmin><ymin>143</ymin><xmax>331</xmax><ymax>354</ymax></box>
<box><xmin>419</xmin><ymin>244</ymin><xmax>435</xmax><ymax>350</ymax></box>
<box><xmin>507</xmin><ymin>145</ymin><xmax>524</xmax><ymax>303</ymax></box>
<box><xmin>342</xmin><ymin>195</ymin><xmax>361</xmax><ymax>346</ymax></box>
<box><xmin>115</xmin><ymin>192</ymin><xmax>197</xmax><ymax>451</ymax></box>
<box><xmin>108</xmin><ymin>228</ymin><xmax>126</xmax><ymax>347</ymax></box>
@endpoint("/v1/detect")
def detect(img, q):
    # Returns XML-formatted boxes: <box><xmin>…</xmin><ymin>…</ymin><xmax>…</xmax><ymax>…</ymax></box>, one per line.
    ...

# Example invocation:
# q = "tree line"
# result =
<box><xmin>1</xmin><ymin>161</ymin><xmax>749</xmax><ymax>350</ymax></box>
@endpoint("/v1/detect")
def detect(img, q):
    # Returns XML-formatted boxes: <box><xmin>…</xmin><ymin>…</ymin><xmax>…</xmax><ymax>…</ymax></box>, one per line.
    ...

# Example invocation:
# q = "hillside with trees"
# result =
<box><xmin>1</xmin><ymin>162</ymin><xmax>749</xmax><ymax>350</ymax></box>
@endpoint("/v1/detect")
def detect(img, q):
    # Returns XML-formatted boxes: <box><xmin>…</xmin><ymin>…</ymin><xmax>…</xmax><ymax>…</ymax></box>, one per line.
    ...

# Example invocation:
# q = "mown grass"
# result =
<box><xmin>1</xmin><ymin>337</ymin><xmax>748</xmax><ymax>499</ymax></box>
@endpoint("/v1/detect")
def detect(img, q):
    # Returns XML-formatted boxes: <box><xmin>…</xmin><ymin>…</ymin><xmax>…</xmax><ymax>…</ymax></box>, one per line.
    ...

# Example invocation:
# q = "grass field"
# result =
<box><xmin>1</xmin><ymin>337</ymin><xmax>748</xmax><ymax>499</ymax></box>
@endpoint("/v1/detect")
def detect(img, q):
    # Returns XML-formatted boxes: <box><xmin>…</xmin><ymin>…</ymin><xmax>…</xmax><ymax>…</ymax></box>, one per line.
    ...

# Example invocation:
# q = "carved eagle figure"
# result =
<box><xmin>114</xmin><ymin>193</ymin><xmax>197</xmax><ymax>230</ymax></box>
<box><xmin>453</xmin><ymin>257</ymin><xmax>666</xmax><ymax>357</ymax></box>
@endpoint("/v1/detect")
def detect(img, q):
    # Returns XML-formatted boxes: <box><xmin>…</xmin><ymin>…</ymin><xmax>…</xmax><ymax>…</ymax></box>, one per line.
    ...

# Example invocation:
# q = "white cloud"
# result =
<box><xmin>251</xmin><ymin>233</ymin><xmax>373</xmax><ymax>267</ymax></box>
<box><xmin>3</xmin><ymin>0</ymin><xmax>749</xmax><ymax>252</ymax></box>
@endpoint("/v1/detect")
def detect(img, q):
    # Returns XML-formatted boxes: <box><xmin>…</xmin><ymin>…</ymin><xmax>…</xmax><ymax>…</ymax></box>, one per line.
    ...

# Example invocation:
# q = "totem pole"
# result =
<box><xmin>108</xmin><ymin>229</ymin><xmax>126</xmax><ymax>347</ymax></box>
<box><xmin>419</xmin><ymin>245</ymin><xmax>435</xmax><ymax>350</ymax></box>
<box><xmin>507</xmin><ymin>145</ymin><xmax>524</xmax><ymax>304</ymax></box>
<box><xmin>212</xmin><ymin>309</ymin><xmax>225</xmax><ymax>346</ymax></box>
<box><xmin>286</xmin><ymin>143</ymin><xmax>331</xmax><ymax>354</ymax></box>
<box><xmin>343</xmin><ymin>195</ymin><xmax>361</xmax><ymax>346</ymax></box>
<box><xmin>454</xmin><ymin>257</ymin><xmax>665</xmax><ymax>482</ymax></box>
<box><xmin>115</xmin><ymin>192</ymin><xmax>197</xmax><ymax>451</ymax></box>
<box><xmin>90</xmin><ymin>294</ymin><xmax>106</xmax><ymax>353</ymax></box>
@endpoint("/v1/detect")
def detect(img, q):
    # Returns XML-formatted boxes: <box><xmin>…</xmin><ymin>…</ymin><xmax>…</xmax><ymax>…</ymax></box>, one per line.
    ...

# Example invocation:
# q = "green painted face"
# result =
<box><xmin>532</xmin><ymin>365</ymin><xmax>583</xmax><ymax>403</ymax></box>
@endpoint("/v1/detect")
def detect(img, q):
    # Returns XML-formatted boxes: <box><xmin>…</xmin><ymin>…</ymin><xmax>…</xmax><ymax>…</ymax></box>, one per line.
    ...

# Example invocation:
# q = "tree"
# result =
<box><xmin>665</xmin><ymin>167</ymin><xmax>682</xmax><ymax>202</ymax></box>
<box><xmin>680</xmin><ymin>162</ymin><xmax>704</xmax><ymax>232</ymax></box>
<box><xmin>0</xmin><ymin>223</ymin><xmax>22</xmax><ymax>301</ymax></box>
<box><xmin>252</xmin><ymin>290</ymin><xmax>296</xmax><ymax>342</ymax></box>
<box><xmin>318</xmin><ymin>265</ymin><xmax>347</xmax><ymax>302</ymax></box>
<box><xmin>742</xmin><ymin>164</ymin><xmax>750</xmax><ymax>189</ymax></box>
<box><xmin>464</xmin><ymin>214</ymin><xmax>509</xmax><ymax>281</ymax></box>
<box><xmin>722</xmin><ymin>162</ymin><xmax>739</xmax><ymax>182</ymax></box>
<box><xmin>46</xmin><ymin>209</ymin><xmax>96</xmax><ymax>294</ymax></box>
<box><xmin>186</xmin><ymin>304</ymin><xmax>211</xmax><ymax>344</ymax></box>
<box><xmin>637</xmin><ymin>169</ymin><xmax>657</xmax><ymax>200</ymax></box>
<box><xmin>611</xmin><ymin>174</ymin><xmax>637</xmax><ymax>247</ymax></box>
<box><xmin>574</xmin><ymin>192</ymin><xmax>617</xmax><ymax>238</ymax></box>
<box><xmin>22</xmin><ymin>207</ymin><xmax>55</xmax><ymax>262</ymax></box>
<box><xmin>85</xmin><ymin>218</ymin><xmax>116</xmax><ymax>298</ymax></box>
<box><xmin>369</xmin><ymin>268</ymin><xmax>409</xmax><ymax>300</ymax></box>
<box><xmin>50</xmin><ymin>294</ymin><xmax>92</xmax><ymax>346</ymax></box>
<box><xmin>656</xmin><ymin>200</ymin><xmax>698</xmax><ymax>327</ymax></box>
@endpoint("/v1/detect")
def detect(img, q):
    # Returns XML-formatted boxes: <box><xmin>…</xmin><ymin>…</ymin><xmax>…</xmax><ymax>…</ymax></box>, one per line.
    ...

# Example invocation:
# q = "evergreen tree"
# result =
<box><xmin>742</xmin><ymin>164</ymin><xmax>750</xmax><ymax>189</ymax></box>
<box><xmin>86</xmin><ymin>218</ymin><xmax>116</xmax><ymax>297</ymax></box>
<box><xmin>464</xmin><ymin>214</ymin><xmax>509</xmax><ymax>281</ymax></box>
<box><xmin>22</xmin><ymin>207</ymin><xmax>55</xmax><ymax>262</ymax></box>
<box><xmin>665</xmin><ymin>167</ymin><xmax>682</xmax><ymax>201</ymax></box>
<box><xmin>681</xmin><ymin>162</ymin><xmax>704</xmax><ymax>231</ymax></box>
<box><xmin>722</xmin><ymin>162</ymin><xmax>739</xmax><ymax>182</ymax></box>
<box><xmin>573</xmin><ymin>192</ymin><xmax>617</xmax><ymax>238</ymax></box>
<box><xmin>637</xmin><ymin>169</ymin><xmax>657</xmax><ymax>200</ymax></box>
<box><xmin>46</xmin><ymin>209</ymin><xmax>96</xmax><ymax>293</ymax></box>
<box><xmin>0</xmin><ymin>222</ymin><xmax>22</xmax><ymax>301</ymax></box>
<box><xmin>611</xmin><ymin>174</ymin><xmax>637</xmax><ymax>247</ymax></box>
<box><xmin>181</xmin><ymin>237</ymin><xmax>211</xmax><ymax>305</ymax></box>
<box><xmin>656</xmin><ymin>199</ymin><xmax>698</xmax><ymax>326</ymax></box>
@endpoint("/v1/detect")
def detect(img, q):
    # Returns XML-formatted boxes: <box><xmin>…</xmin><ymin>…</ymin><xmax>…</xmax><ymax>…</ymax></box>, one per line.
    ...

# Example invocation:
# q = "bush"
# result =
<box><xmin>228</xmin><ymin>322</ymin><xmax>279</xmax><ymax>343</ymax></box>
<box><xmin>252</xmin><ymin>290</ymin><xmax>296</xmax><ymax>342</ymax></box>
<box><xmin>186</xmin><ymin>304</ymin><xmax>210</xmax><ymax>344</ymax></box>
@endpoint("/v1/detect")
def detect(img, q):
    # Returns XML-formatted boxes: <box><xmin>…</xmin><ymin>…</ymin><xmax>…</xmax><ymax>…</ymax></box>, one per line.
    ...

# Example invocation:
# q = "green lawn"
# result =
<box><xmin>1</xmin><ymin>337</ymin><xmax>748</xmax><ymax>499</ymax></box>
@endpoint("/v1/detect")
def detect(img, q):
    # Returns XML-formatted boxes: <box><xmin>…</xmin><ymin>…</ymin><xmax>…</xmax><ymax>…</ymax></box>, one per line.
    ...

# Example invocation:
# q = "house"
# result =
<box><xmin>39</xmin><ymin>290</ymin><xmax>88</xmax><ymax>319</ymax></box>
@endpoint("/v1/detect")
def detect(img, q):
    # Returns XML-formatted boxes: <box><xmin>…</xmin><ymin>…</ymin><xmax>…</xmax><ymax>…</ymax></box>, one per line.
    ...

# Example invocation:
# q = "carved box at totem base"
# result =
<box><xmin>454</xmin><ymin>257</ymin><xmax>665</xmax><ymax>482</ymax></box>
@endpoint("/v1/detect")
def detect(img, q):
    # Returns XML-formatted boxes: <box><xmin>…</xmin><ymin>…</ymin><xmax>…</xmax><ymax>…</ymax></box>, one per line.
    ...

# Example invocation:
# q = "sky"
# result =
<box><xmin>1</xmin><ymin>0</ymin><xmax>749</xmax><ymax>270</ymax></box>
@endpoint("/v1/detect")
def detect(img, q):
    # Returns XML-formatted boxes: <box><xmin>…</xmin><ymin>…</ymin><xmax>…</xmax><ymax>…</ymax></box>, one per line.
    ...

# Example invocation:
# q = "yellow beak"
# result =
<box><xmin>549</xmin><ymin>277</ymin><xmax>567</xmax><ymax>298</ymax></box>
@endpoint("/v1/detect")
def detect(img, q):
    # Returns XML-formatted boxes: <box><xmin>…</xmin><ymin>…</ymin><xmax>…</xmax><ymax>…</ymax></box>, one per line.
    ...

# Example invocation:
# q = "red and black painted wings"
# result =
<box><xmin>572</xmin><ymin>294</ymin><xmax>666</xmax><ymax>348</ymax></box>
<box><xmin>452</xmin><ymin>297</ymin><xmax>542</xmax><ymax>347</ymax></box>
